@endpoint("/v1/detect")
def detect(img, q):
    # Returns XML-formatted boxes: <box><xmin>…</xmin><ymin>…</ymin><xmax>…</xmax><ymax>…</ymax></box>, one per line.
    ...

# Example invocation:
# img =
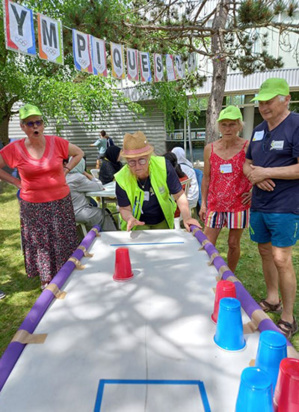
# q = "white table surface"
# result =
<box><xmin>86</xmin><ymin>181</ymin><xmax>116</xmax><ymax>198</ymax></box>
<box><xmin>0</xmin><ymin>230</ymin><xmax>260</xmax><ymax>412</ymax></box>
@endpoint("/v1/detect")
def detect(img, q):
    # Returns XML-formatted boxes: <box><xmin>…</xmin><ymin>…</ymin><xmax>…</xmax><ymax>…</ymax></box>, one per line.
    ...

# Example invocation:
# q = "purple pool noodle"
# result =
<box><xmin>191</xmin><ymin>225</ymin><xmax>294</xmax><ymax>349</ymax></box>
<box><xmin>0</xmin><ymin>225</ymin><xmax>100</xmax><ymax>392</ymax></box>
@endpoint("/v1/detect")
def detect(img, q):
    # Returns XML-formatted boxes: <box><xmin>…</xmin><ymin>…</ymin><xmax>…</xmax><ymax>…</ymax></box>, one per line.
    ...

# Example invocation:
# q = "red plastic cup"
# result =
<box><xmin>211</xmin><ymin>280</ymin><xmax>236</xmax><ymax>323</ymax></box>
<box><xmin>113</xmin><ymin>247</ymin><xmax>134</xmax><ymax>282</ymax></box>
<box><xmin>274</xmin><ymin>358</ymin><xmax>299</xmax><ymax>411</ymax></box>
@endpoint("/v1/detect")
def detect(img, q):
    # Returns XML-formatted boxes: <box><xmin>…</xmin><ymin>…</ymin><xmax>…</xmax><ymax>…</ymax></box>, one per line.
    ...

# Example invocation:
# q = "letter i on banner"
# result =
<box><xmin>91</xmin><ymin>36</ymin><xmax>107</xmax><ymax>76</ymax></box>
<box><xmin>111</xmin><ymin>42</ymin><xmax>125</xmax><ymax>79</ymax></box>
<box><xmin>3</xmin><ymin>0</ymin><xmax>36</xmax><ymax>56</ymax></box>
<box><xmin>175</xmin><ymin>55</ymin><xmax>185</xmax><ymax>79</ymax></box>
<box><xmin>139</xmin><ymin>51</ymin><xmax>151</xmax><ymax>82</ymax></box>
<box><xmin>37</xmin><ymin>14</ymin><xmax>63</xmax><ymax>64</ymax></box>
<box><xmin>72</xmin><ymin>29</ymin><xmax>93</xmax><ymax>73</ymax></box>
<box><xmin>166</xmin><ymin>54</ymin><xmax>176</xmax><ymax>81</ymax></box>
<box><xmin>154</xmin><ymin>53</ymin><xmax>163</xmax><ymax>82</ymax></box>
<box><xmin>127</xmin><ymin>48</ymin><xmax>139</xmax><ymax>81</ymax></box>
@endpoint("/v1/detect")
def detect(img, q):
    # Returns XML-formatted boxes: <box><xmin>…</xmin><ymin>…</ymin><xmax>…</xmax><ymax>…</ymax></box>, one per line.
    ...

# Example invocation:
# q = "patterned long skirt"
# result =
<box><xmin>20</xmin><ymin>194</ymin><xmax>79</xmax><ymax>286</ymax></box>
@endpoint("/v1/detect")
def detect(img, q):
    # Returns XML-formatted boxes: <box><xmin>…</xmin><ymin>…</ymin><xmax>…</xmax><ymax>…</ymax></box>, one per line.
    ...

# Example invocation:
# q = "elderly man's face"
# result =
<box><xmin>258</xmin><ymin>95</ymin><xmax>290</xmax><ymax>125</ymax></box>
<box><xmin>127</xmin><ymin>156</ymin><xmax>150</xmax><ymax>179</ymax></box>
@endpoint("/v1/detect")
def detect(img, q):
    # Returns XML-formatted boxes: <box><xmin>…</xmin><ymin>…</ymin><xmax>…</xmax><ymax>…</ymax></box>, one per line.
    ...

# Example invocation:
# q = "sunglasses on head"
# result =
<box><xmin>127</xmin><ymin>158</ymin><xmax>147</xmax><ymax>167</ymax></box>
<box><xmin>24</xmin><ymin>120</ymin><xmax>43</xmax><ymax>127</ymax></box>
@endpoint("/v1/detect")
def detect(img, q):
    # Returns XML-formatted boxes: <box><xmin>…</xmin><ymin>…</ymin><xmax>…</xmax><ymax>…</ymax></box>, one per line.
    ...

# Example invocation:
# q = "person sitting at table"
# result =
<box><xmin>114</xmin><ymin>131</ymin><xmax>202</xmax><ymax>231</ymax></box>
<box><xmin>163</xmin><ymin>152</ymin><xmax>188</xmax><ymax>218</ymax></box>
<box><xmin>99</xmin><ymin>146</ymin><xmax>123</xmax><ymax>184</ymax></box>
<box><xmin>66</xmin><ymin>158</ymin><xmax>104</xmax><ymax>230</ymax></box>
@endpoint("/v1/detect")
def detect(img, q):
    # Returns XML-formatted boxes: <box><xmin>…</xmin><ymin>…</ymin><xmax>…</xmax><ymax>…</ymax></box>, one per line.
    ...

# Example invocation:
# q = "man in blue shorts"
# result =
<box><xmin>244</xmin><ymin>78</ymin><xmax>299</xmax><ymax>339</ymax></box>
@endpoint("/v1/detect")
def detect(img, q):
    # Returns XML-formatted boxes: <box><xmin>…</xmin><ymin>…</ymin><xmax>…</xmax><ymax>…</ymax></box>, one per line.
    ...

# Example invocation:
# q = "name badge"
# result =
<box><xmin>220</xmin><ymin>164</ymin><xmax>232</xmax><ymax>174</ymax></box>
<box><xmin>252</xmin><ymin>131</ymin><xmax>264</xmax><ymax>141</ymax></box>
<box><xmin>144</xmin><ymin>191</ymin><xmax>150</xmax><ymax>201</ymax></box>
<box><xmin>270</xmin><ymin>140</ymin><xmax>284</xmax><ymax>150</ymax></box>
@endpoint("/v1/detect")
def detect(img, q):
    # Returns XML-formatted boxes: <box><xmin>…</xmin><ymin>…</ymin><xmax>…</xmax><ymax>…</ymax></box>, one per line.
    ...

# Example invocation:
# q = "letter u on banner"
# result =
<box><xmin>154</xmin><ymin>53</ymin><xmax>163</xmax><ymax>82</ymax></box>
<box><xmin>139</xmin><ymin>51</ymin><xmax>151</xmax><ymax>82</ymax></box>
<box><xmin>4</xmin><ymin>0</ymin><xmax>36</xmax><ymax>55</ymax></box>
<box><xmin>37</xmin><ymin>14</ymin><xmax>63</xmax><ymax>64</ymax></box>
<box><xmin>127</xmin><ymin>48</ymin><xmax>138</xmax><ymax>81</ymax></box>
<box><xmin>111</xmin><ymin>42</ymin><xmax>125</xmax><ymax>79</ymax></box>
<box><xmin>91</xmin><ymin>36</ymin><xmax>107</xmax><ymax>76</ymax></box>
<box><xmin>72</xmin><ymin>29</ymin><xmax>93</xmax><ymax>73</ymax></box>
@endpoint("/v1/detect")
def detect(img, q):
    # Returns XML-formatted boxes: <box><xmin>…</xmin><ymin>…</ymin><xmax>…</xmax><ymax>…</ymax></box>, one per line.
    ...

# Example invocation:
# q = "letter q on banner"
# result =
<box><xmin>72</xmin><ymin>29</ymin><xmax>93</xmax><ymax>73</ymax></box>
<box><xmin>91</xmin><ymin>36</ymin><xmax>107</xmax><ymax>76</ymax></box>
<box><xmin>127</xmin><ymin>48</ymin><xmax>139</xmax><ymax>81</ymax></box>
<box><xmin>139</xmin><ymin>51</ymin><xmax>151</xmax><ymax>82</ymax></box>
<box><xmin>111</xmin><ymin>42</ymin><xmax>125</xmax><ymax>79</ymax></box>
<box><xmin>37</xmin><ymin>14</ymin><xmax>63</xmax><ymax>64</ymax></box>
<box><xmin>154</xmin><ymin>53</ymin><xmax>163</xmax><ymax>82</ymax></box>
<box><xmin>4</xmin><ymin>0</ymin><xmax>36</xmax><ymax>56</ymax></box>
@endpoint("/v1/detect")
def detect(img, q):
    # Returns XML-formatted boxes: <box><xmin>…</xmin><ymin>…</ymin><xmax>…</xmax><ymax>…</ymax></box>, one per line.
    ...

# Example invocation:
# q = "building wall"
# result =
<box><xmin>9</xmin><ymin>100</ymin><xmax>167</xmax><ymax>167</ymax></box>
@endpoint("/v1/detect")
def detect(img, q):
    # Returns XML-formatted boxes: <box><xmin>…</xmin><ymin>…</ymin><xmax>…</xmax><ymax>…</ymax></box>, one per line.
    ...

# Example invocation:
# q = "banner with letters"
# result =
<box><xmin>154</xmin><ymin>53</ymin><xmax>163</xmax><ymax>82</ymax></box>
<box><xmin>139</xmin><ymin>51</ymin><xmax>151</xmax><ymax>82</ymax></box>
<box><xmin>127</xmin><ymin>48</ymin><xmax>139</xmax><ymax>81</ymax></box>
<box><xmin>2</xmin><ymin>0</ymin><xmax>201</xmax><ymax>83</ymax></box>
<box><xmin>37</xmin><ymin>13</ymin><xmax>63</xmax><ymax>64</ymax></box>
<box><xmin>72</xmin><ymin>29</ymin><xmax>93</xmax><ymax>73</ymax></box>
<box><xmin>111</xmin><ymin>42</ymin><xmax>125</xmax><ymax>79</ymax></box>
<box><xmin>4</xmin><ymin>0</ymin><xmax>36</xmax><ymax>56</ymax></box>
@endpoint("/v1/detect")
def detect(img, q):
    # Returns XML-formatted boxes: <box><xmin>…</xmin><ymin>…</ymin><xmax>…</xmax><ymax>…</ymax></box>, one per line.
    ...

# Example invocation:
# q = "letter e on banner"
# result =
<box><xmin>38</xmin><ymin>14</ymin><xmax>63</xmax><ymax>64</ymax></box>
<box><xmin>139</xmin><ymin>51</ymin><xmax>151</xmax><ymax>82</ymax></box>
<box><xmin>154</xmin><ymin>53</ymin><xmax>163</xmax><ymax>82</ymax></box>
<box><xmin>4</xmin><ymin>0</ymin><xmax>36</xmax><ymax>55</ymax></box>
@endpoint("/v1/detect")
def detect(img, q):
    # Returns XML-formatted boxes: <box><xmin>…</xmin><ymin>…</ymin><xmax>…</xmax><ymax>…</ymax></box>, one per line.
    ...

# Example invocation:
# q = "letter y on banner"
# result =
<box><xmin>3</xmin><ymin>0</ymin><xmax>36</xmax><ymax>56</ymax></box>
<box><xmin>72</xmin><ymin>29</ymin><xmax>93</xmax><ymax>73</ymax></box>
<box><xmin>37</xmin><ymin>14</ymin><xmax>63</xmax><ymax>64</ymax></box>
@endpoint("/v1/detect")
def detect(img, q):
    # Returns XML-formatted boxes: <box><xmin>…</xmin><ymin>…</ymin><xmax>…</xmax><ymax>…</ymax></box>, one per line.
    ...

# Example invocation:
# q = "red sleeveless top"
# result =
<box><xmin>207</xmin><ymin>142</ymin><xmax>252</xmax><ymax>212</ymax></box>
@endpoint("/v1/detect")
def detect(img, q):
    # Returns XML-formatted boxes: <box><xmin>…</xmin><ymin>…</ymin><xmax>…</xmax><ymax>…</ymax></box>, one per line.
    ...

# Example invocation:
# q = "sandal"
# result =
<box><xmin>277</xmin><ymin>318</ymin><xmax>298</xmax><ymax>340</ymax></box>
<box><xmin>259</xmin><ymin>299</ymin><xmax>282</xmax><ymax>314</ymax></box>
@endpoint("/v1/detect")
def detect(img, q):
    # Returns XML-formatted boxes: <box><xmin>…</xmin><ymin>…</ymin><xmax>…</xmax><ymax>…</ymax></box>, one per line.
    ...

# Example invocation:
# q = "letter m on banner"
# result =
<box><xmin>37</xmin><ymin>14</ymin><xmax>64</xmax><ymax>64</ymax></box>
<box><xmin>3</xmin><ymin>0</ymin><xmax>36</xmax><ymax>56</ymax></box>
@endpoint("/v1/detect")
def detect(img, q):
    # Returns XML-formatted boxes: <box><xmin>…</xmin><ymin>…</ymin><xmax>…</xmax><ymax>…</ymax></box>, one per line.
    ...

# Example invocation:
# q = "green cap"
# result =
<box><xmin>251</xmin><ymin>78</ymin><xmax>289</xmax><ymax>102</ymax></box>
<box><xmin>19</xmin><ymin>104</ymin><xmax>42</xmax><ymax>120</ymax></box>
<box><xmin>217</xmin><ymin>106</ymin><xmax>243</xmax><ymax>122</ymax></box>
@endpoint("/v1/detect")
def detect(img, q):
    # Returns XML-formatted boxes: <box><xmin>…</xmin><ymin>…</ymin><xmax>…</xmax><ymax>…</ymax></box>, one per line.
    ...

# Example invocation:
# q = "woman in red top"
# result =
<box><xmin>0</xmin><ymin>104</ymin><xmax>84</xmax><ymax>289</ymax></box>
<box><xmin>199</xmin><ymin>106</ymin><xmax>252</xmax><ymax>272</ymax></box>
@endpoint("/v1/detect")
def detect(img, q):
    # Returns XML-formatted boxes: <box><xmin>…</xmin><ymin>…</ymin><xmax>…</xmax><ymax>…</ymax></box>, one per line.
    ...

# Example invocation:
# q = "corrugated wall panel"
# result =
<box><xmin>8</xmin><ymin>100</ymin><xmax>167</xmax><ymax>167</ymax></box>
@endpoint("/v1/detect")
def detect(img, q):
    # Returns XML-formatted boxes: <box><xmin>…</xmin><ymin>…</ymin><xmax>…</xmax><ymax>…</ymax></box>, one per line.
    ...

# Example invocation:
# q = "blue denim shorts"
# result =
<box><xmin>249</xmin><ymin>211</ymin><xmax>299</xmax><ymax>247</ymax></box>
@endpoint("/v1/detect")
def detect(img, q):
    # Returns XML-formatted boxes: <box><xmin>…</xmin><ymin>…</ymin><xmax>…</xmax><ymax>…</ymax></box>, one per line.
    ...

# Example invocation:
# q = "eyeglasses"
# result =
<box><xmin>23</xmin><ymin>120</ymin><xmax>43</xmax><ymax>127</ymax></box>
<box><xmin>127</xmin><ymin>158</ymin><xmax>147</xmax><ymax>167</ymax></box>
<box><xmin>262</xmin><ymin>132</ymin><xmax>271</xmax><ymax>152</ymax></box>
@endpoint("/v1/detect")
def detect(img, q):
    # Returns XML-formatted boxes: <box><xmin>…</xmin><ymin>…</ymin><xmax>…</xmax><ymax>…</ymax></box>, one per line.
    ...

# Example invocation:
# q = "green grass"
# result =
<box><xmin>0</xmin><ymin>182</ymin><xmax>298</xmax><ymax>358</ymax></box>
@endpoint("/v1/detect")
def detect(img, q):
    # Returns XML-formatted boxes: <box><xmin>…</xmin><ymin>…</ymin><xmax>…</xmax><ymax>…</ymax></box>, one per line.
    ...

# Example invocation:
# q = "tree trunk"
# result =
<box><xmin>206</xmin><ymin>0</ymin><xmax>229</xmax><ymax>144</ymax></box>
<box><xmin>0</xmin><ymin>115</ymin><xmax>10</xmax><ymax>146</ymax></box>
